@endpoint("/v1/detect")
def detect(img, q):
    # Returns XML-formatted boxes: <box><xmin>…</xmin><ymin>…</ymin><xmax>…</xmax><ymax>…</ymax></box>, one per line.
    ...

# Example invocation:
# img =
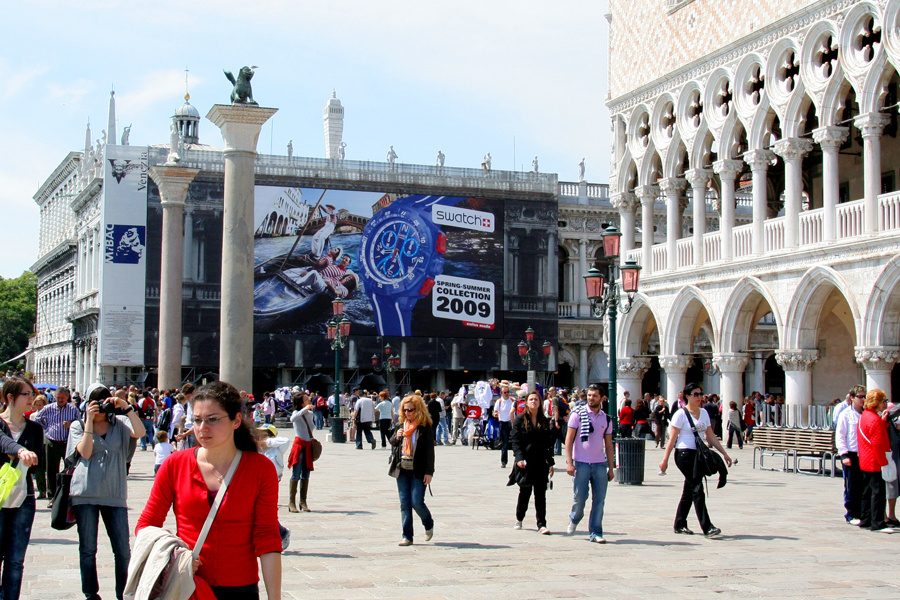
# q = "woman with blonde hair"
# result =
<box><xmin>388</xmin><ymin>394</ymin><xmax>434</xmax><ymax>546</ymax></box>
<box><xmin>857</xmin><ymin>388</ymin><xmax>893</xmax><ymax>532</ymax></box>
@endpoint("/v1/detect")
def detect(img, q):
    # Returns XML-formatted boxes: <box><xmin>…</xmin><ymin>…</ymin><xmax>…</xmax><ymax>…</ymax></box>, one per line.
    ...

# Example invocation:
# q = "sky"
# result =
<box><xmin>0</xmin><ymin>0</ymin><xmax>610</xmax><ymax>279</ymax></box>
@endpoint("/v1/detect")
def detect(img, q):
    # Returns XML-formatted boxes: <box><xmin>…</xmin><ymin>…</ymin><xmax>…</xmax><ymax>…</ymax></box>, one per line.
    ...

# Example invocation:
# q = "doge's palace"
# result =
<box><xmin>608</xmin><ymin>0</ymin><xmax>900</xmax><ymax>417</ymax></box>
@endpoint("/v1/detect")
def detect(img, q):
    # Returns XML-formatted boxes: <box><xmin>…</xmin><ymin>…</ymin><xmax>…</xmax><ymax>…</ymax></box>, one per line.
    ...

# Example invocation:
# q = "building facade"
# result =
<box><xmin>607</xmin><ymin>0</ymin><xmax>900</xmax><ymax>419</ymax></box>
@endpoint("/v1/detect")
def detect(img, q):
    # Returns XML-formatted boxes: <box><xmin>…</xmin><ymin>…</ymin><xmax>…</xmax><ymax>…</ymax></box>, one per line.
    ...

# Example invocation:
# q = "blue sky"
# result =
<box><xmin>0</xmin><ymin>0</ymin><xmax>610</xmax><ymax>278</ymax></box>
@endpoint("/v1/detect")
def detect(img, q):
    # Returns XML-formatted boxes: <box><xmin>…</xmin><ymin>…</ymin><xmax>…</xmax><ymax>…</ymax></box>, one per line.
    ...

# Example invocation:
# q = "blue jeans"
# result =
<box><xmin>569</xmin><ymin>461</ymin><xmax>610</xmax><ymax>539</ymax></box>
<box><xmin>291</xmin><ymin>448</ymin><xmax>310</xmax><ymax>481</ymax></box>
<box><xmin>0</xmin><ymin>495</ymin><xmax>36</xmax><ymax>600</ymax></box>
<box><xmin>436</xmin><ymin>418</ymin><xmax>449</xmax><ymax>443</ymax></box>
<box><xmin>314</xmin><ymin>410</ymin><xmax>324</xmax><ymax>430</ymax></box>
<box><xmin>396</xmin><ymin>469</ymin><xmax>433</xmax><ymax>541</ymax></box>
<box><xmin>140</xmin><ymin>419</ymin><xmax>154</xmax><ymax>451</ymax></box>
<box><xmin>73</xmin><ymin>504</ymin><xmax>130</xmax><ymax>600</ymax></box>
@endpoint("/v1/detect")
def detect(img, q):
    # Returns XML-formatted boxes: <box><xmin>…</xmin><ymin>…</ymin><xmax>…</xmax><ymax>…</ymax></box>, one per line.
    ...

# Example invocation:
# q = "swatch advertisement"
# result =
<box><xmin>252</xmin><ymin>187</ymin><xmax>505</xmax><ymax>338</ymax></box>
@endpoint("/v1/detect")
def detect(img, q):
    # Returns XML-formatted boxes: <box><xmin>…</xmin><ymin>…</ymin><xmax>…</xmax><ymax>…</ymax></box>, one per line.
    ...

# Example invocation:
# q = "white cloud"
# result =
<box><xmin>0</xmin><ymin>62</ymin><xmax>48</xmax><ymax>101</ymax></box>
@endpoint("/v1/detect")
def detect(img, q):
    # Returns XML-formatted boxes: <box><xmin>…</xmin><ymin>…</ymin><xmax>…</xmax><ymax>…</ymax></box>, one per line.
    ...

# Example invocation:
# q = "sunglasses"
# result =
<box><xmin>403</xmin><ymin>408</ymin><xmax>416</xmax><ymax>413</ymax></box>
<box><xmin>854</xmin><ymin>394</ymin><xmax>866</xmax><ymax>399</ymax></box>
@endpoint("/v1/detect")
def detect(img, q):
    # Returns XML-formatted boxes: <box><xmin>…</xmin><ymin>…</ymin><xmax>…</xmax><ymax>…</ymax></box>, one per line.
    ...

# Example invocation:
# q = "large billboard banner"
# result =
<box><xmin>99</xmin><ymin>145</ymin><xmax>149</xmax><ymax>365</ymax></box>
<box><xmin>253</xmin><ymin>188</ymin><xmax>505</xmax><ymax>338</ymax></box>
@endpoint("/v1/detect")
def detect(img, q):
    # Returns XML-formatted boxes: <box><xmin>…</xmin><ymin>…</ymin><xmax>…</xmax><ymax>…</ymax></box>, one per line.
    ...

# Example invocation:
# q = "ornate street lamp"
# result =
<box><xmin>583</xmin><ymin>225</ymin><xmax>641</xmax><ymax>434</ymax></box>
<box><xmin>326</xmin><ymin>299</ymin><xmax>351</xmax><ymax>443</ymax></box>
<box><xmin>518</xmin><ymin>326</ymin><xmax>553</xmax><ymax>390</ymax></box>
<box><xmin>372</xmin><ymin>342</ymin><xmax>401</xmax><ymax>373</ymax></box>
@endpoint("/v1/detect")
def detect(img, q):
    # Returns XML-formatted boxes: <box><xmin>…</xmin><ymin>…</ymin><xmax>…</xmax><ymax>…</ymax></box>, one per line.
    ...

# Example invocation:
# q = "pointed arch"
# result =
<box><xmin>863</xmin><ymin>255</ymin><xmax>900</xmax><ymax>347</ymax></box>
<box><xmin>719</xmin><ymin>277</ymin><xmax>784</xmax><ymax>353</ymax></box>
<box><xmin>784</xmin><ymin>265</ymin><xmax>862</xmax><ymax>349</ymax></box>
<box><xmin>618</xmin><ymin>293</ymin><xmax>664</xmax><ymax>358</ymax></box>
<box><xmin>663</xmin><ymin>285</ymin><xmax>719</xmax><ymax>356</ymax></box>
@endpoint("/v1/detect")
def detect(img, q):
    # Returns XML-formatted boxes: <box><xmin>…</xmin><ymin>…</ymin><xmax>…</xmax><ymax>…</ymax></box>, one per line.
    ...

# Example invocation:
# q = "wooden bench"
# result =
<box><xmin>752</xmin><ymin>428</ymin><xmax>838</xmax><ymax>477</ymax></box>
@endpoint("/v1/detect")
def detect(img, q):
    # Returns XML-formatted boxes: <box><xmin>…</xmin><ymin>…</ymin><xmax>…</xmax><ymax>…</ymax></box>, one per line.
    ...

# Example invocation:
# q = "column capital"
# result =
<box><xmin>743</xmin><ymin>149</ymin><xmax>776</xmax><ymax>170</ymax></box>
<box><xmin>712</xmin><ymin>159</ymin><xmax>744</xmax><ymax>180</ymax></box>
<box><xmin>610</xmin><ymin>191</ymin><xmax>639</xmax><ymax>212</ymax></box>
<box><xmin>773</xmin><ymin>137</ymin><xmax>814</xmax><ymax>161</ymax></box>
<box><xmin>684</xmin><ymin>168</ymin><xmax>713</xmax><ymax>188</ymax></box>
<box><xmin>775</xmin><ymin>349</ymin><xmax>819</xmax><ymax>372</ymax></box>
<box><xmin>206</xmin><ymin>104</ymin><xmax>278</xmax><ymax>152</ymax></box>
<box><xmin>712</xmin><ymin>353</ymin><xmax>750</xmax><ymax>373</ymax></box>
<box><xmin>635</xmin><ymin>185</ymin><xmax>658</xmax><ymax>205</ymax></box>
<box><xmin>658</xmin><ymin>355</ymin><xmax>693</xmax><ymax>373</ymax></box>
<box><xmin>658</xmin><ymin>177</ymin><xmax>687</xmax><ymax>195</ymax></box>
<box><xmin>616</xmin><ymin>356</ymin><xmax>651</xmax><ymax>377</ymax></box>
<box><xmin>854</xmin><ymin>346</ymin><xmax>900</xmax><ymax>370</ymax></box>
<box><xmin>812</xmin><ymin>125</ymin><xmax>849</xmax><ymax>149</ymax></box>
<box><xmin>853</xmin><ymin>112</ymin><xmax>891</xmax><ymax>139</ymax></box>
<box><xmin>149</xmin><ymin>166</ymin><xmax>201</xmax><ymax>207</ymax></box>
<box><xmin>578</xmin><ymin>238</ymin><xmax>588</xmax><ymax>247</ymax></box>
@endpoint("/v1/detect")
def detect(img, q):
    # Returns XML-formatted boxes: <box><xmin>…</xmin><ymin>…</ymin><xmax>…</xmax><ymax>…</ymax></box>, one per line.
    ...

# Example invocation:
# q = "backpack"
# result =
<box><xmin>557</xmin><ymin>398</ymin><xmax>570</xmax><ymax>419</ymax></box>
<box><xmin>316</xmin><ymin>395</ymin><xmax>326</xmax><ymax>409</ymax></box>
<box><xmin>138</xmin><ymin>398</ymin><xmax>155</xmax><ymax>420</ymax></box>
<box><xmin>156</xmin><ymin>408</ymin><xmax>172</xmax><ymax>433</ymax></box>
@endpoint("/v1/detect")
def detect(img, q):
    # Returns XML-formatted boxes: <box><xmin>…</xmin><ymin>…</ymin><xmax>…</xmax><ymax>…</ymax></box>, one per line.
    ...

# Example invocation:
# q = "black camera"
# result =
<box><xmin>95</xmin><ymin>400</ymin><xmax>126</xmax><ymax>416</ymax></box>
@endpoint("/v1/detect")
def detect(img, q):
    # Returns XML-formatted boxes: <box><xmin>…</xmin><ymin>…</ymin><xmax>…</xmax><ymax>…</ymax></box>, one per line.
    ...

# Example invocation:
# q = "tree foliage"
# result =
<box><xmin>0</xmin><ymin>271</ymin><xmax>37</xmax><ymax>368</ymax></box>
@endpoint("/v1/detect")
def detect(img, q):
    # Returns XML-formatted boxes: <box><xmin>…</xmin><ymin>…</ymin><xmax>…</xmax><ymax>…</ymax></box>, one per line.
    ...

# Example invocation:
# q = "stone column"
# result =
<box><xmin>579</xmin><ymin>345</ymin><xmax>589</xmax><ymax>389</ymax></box>
<box><xmin>659</xmin><ymin>178</ymin><xmax>687</xmax><ymax>271</ymax></box>
<box><xmin>713</xmin><ymin>353</ymin><xmax>750</xmax><ymax>410</ymax></box>
<box><xmin>854</xmin><ymin>113</ymin><xmax>891</xmax><ymax>234</ymax></box>
<box><xmin>149</xmin><ymin>165</ymin><xmax>200</xmax><ymax>391</ymax></box>
<box><xmin>855</xmin><ymin>347</ymin><xmax>900</xmax><ymax>397</ymax></box>
<box><xmin>617</xmin><ymin>357</ymin><xmax>650</xmax><ymax>406</ymax></box>
<box><xmin>659</xmin><ymin>355</ymin><xmax>692</xmax><ymax>403</ymax></box>
<box><xmin>752</xmin><ymin>352</ymin><xmax>766</xmax><ymax>395</ymax></box>
<box><xmin>774</xmin><ymin>138</ymin><xmax>813</xmax><ymax>249</ymax></box>
<box><xmin>744</xmin><ymin>150</ymin><xmax>775</xmax><ymax>255</ymax></box>
<box><xmin>206</xmin><ymin>104</ymin><xmax>278</xmax><ymax>392</ymax></box>
<box><xmin>812</xmin><ymin>126</ymin><xmax>849</xmax><ymax>242</ymax></box>
<box><xmin>636</xmin><ymin>185</ymin><xmax>657</xmax><ymax>273</ymax></box>
<box><xmin>611</xmin><ymin>192</ymin><xmax>638</xmax><ymax>256</ymax></box>
<box><xmin>546</xmin><ymin>230</ymin><xmax>557</xmax><ymax>298</ymax></box>
<box><xmin>578</xmin><ymin>238</ymin><xmax>588</xmax><ymax>317</ymax></box>
<box><xmin>685</xmin><ymin>169</ymin><xmax>712</xmax><ymax>266</ymax></box>
<box><xmin>713</xmin><ymin>159</ymin><xmax>742</xmax><ymax>261</ymax></box>
<box><xmin>776</xmin><ymin>350</ymin><xmax>818</xmax><ymax>426</ymax></box>
<box><xmin>183</xmin><ymin>207</ymin><xmax>195</xmax><ymax>281</ymax></box>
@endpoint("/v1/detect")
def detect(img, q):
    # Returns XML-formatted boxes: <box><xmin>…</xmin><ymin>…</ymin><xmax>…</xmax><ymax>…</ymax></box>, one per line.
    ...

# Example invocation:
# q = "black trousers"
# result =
<box><xmin>379</xmin><ymin>418</ymin><xmax>392</xmax><ymax>447</ymax></box>
<box><xmin>356</xmin><ymin>422</ymin><xmax>375</xmax><ymax>448</ymax></box>
<box><xmin>211</xmin><ymin>583</ymin><xmax>259</xmax><ymax>600</ymax></box>
<box><xmin>726</xmin><ymin>424</ymin><xmax>743</xmax><ymax>449</ymax></box>
<box><xmin>45</xmin><ymin>438</ymin><xmax>67</xmax><ymax>498</ymax></box>
<box><xmin>843</xmin><ymin>452</ymin><xmax>863</xmax><ymax>521</ymax></box>
<box><xmin>499</xmin><ymin>421</ymin><xmax>512</xmax><ymax>465</ymax></box>
<box><xmin>516</xmin><ymin>479</ymin><xmax>548</xmax><ymax>528</ymax></box>
<box><xmin>674</xmin><ymin>449</ymin><xmax>713</xmax><ymax>534</ymax></box>
<box><xmin>619</xmin><ymin>424</ymin><xmax>633</xmax><ymax>438</ymax></box>
<box><xmin>860</xmin><ymin>469</ymin><xmax>887</xmax><ymax>530</ymax></box>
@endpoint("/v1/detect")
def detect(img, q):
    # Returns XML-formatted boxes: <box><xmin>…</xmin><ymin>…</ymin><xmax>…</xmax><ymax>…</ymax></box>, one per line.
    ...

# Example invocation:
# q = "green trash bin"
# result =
<box><xmin>615</xmin><ymin>437</ymin><xmax>645</xmax><ymax>485</ymax></box>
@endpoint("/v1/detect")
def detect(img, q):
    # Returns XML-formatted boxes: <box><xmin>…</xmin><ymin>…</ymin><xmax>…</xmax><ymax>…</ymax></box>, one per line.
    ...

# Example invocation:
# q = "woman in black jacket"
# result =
<box><xmin>389</xmin><ymin>394</ymin><xmax>434</xmax><ymax>546</ymax></box>
<box><xmin>509</xmin><ymin>391</ymin><xmax>555</xmax><ymax>534</ymax></box>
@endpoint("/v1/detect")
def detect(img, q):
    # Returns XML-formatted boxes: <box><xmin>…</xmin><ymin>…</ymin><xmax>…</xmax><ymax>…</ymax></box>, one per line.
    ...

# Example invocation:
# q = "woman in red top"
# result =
<box><xmin>136</xmin><ymin>381</ymin><xmax>282</xmax><ymax>600</ymax></box>
<box><xmin>618</xmin><ymin>399</ymin><xmax>635</xmax><ymax>438</ymax></box>
<box><xmin>857</xmin><ymin>388</ymin><xmax>892</xmax><ymax>533</ymax></box>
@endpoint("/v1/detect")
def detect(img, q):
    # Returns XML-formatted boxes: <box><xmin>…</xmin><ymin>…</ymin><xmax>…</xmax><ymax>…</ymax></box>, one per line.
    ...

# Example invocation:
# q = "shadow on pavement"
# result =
<box><xmin>29</xmin><ymin>538</ymin><xmax>78</xmax><ymax>545</ymax></box>
<box><xmin>718</xmin><ymin>534</ymin><xmax>798</xmax><ymax>541</ymax></box>
<box><xmin>432</xmin><ymin>542</ymin><xmax>512</xmax><ymax>550</ymax></box>
<box><xmin>284</xmin><ymin>552</ymin><xmax>354</xmax><ymax>558</ymax></box>
<box><xmin>610</xmin><ymin>539</ymin><xmax>695</xmax><ymax>546</ymax></box>
<box><xmin>307</xmin><ymin>510</ymin><xmax>375</xmax><ymax>515</ymax></box>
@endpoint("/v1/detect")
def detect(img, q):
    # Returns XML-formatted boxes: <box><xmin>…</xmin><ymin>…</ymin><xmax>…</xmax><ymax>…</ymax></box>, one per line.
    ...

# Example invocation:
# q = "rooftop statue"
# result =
<box><xmin>224</xmin><ymin>66</ymin><xmax>258</xmax><ymax>105</ymax></box>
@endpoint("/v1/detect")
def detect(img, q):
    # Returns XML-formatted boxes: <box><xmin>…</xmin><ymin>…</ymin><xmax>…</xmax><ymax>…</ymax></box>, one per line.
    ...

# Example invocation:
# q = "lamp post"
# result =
<box><xmin>326</xmin><ymin>299</ymin><xmax>351</xmax><ymax>443</ymax></box>
<box><xmin>372</xmin><ymin>341</ymin><xmax>402</xmax><ymax>396</ymax></box>
<box><xmin>517</xmin><ymin>326</ymin><xmax>553</xmax><ymax>391</ymax></box>
<box><xmin>583</xmin><ymin>226</ymin><xmax>641</xmax><ymax>434</ymax></box>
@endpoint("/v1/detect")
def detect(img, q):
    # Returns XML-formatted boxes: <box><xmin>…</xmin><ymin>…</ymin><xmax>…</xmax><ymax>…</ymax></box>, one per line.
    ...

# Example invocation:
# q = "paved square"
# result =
<box><xmin>20</xmin><ymin>433</ymin><xmax>900</xmax><ymax>599</ymax></box>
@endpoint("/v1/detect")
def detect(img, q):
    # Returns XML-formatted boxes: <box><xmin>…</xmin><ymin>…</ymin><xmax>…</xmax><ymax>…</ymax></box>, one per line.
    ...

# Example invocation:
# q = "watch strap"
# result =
<box><xmin>371</xmin><ymin>293</ymin><xmax>416</xmax><ymax>336</ymax></box>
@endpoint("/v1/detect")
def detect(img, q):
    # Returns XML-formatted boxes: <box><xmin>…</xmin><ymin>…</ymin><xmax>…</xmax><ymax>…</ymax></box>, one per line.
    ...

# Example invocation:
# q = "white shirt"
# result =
<box><xmin>355</xmin><ymin>396</ymin><xmax>376</xmax><ymax>423</ymax></box>
<box><xmin>494</xmin><ymin>397</ymin><xmax>515</xmax><ymax>422</ymax></box>
<box><xmin>835</xmin><ymin>406</ymin><xmax>861</xmax><ymax>456</ymax></box>
<box><xmin>670</xmin><ymin>408</ymin><xmax>711</xmax><ymax>449</ymax></box>
<box><xmin>832</xmin><ymin>400</ymin><xmax>850</xmax><ymax>426</ymax></box>
<box><xmin>154</xmin><ymin>442</ymin><xmax>175</xmax><ymax>466</ymax></box>
<box><xmin>169</xmin><ymin>403</ymin><xmax>185</xmax><ymax>438</ymax></box>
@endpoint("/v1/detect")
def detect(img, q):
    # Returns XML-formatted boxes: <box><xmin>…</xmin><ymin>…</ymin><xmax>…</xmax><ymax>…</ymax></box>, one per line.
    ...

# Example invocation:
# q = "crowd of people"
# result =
<box><xmin>6</xmin><ymin>366</ymin><xmax>897</xmax><ymax>598</ymax></box>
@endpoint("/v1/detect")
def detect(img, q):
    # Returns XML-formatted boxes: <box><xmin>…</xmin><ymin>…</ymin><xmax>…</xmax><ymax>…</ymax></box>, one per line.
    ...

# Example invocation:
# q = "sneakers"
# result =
<box><xmin>539</xmin><ymin>526</ymin><xmax>550</xmax><ymax>535</ymax></box>
<box><xmin>398</xmin><ymin>538</ymin><xmax>413</xmax><ymax>546</ymax></box>
<box><xmin>674</xmin><ymin>527</ymin><xmax>695</xmax><ymax>535</ymax></box>
<box><xmin>874</xmin><ymin>527</ymin><xmax>896</xmax><ymax>534</ymax></box>
<box><xmin>848</xmin><ymin>518</ymin><xmax>862</xmax><ymax>526</ymax></box>
<box><xmin>281</xmin><ymin>528</ymin><xmax>291</xmax><ymax>551</ymax></box>
<box><xmin>704</xmin><ymin>527</ymin><xmax>722</xmax><ymax>538</ymax></box>
<box><xmin>514</xmin><ymin>521</ymin><xmax>523</xmax><ymax>530</ymax></box>
<box><xmin>566</xmin><ymin>521</ymin><xmax>576</xmax><ymax>535</ymax></box>
<box><xmin>590</xmin><ymin>535</ymin><xmax>606</xmax><ymax>543</ymax></box>
<box><xmin>425</xmin><ymin>528</ymin><xmax>434</xmax><ymax>541</ymax></box>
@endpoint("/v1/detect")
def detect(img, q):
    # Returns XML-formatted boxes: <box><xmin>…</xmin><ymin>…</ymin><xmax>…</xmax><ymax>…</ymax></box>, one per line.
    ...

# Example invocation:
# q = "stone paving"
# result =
<box><xmin>20</xmin><ymin>431</ymin><xmax>900</xmax><ymax>599</ymax></box>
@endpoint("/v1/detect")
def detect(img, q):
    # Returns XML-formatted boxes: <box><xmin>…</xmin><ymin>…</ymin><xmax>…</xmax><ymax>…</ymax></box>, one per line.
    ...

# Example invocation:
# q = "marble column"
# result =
<box><xmin>547</xmin><ymin>231</ymin><xmax>557</xmax><ymax>298</ymax></box>
<box><xmin>636</xmin><ymin>185</ymin><xmax>657</xmax><ymax>273</ymax></box>
<box><xmin>812</xmin><ymin>126</ymin><xmax>849</xmax><ymax>242</ymax></box>
<box><xmin>659</xmin><ymin>178</ymin><xmax>687</xmax><ymax>271</ymax></box>
<box><xmin>617</xmin><ymin>357</ymin><xmax>650</xmax><ymax>406</ymax></box>
<box><xmin>776</xmin><ymin>350</ymin><xmax>818</xmax><ymax>426</ymax></box>
<box><xmin>713</xmin><ymin>159</ymin><xmax>742</xmax><ymax>261</ymax></box>
<box><xmin>713</xmin><ymin>353</ymin><xmax>750</xmax><ymax>410</ymax></box>
<box><xmin>744</xmin><ymin>150</ymin><xmax>775</xmax><ymax>255</ymax></box>
<box><xmin>149</xmin><ymin>165</ymin><xmax>200</xmax><ymax>390</ymax></box>
<box><xmin>854</xmin><ymin>112</ymin><xmax>891</xmax><ymax>234</ymax></box>
<box><xmin>855</xmin><ymin>347</ymin><xmax>900</xmax><ymax>397</ymax></box>
<box><xmin>685</xmin><ymin>169</ymin><xmax>712</xmax><ymax>266</ymax></box>
<box><xmin>207</xmin><ymin>104</ymin><xmax>278</xmax><ymax>392</ymax></box>
<box><xmin>659</xmin><ymin>355</ymin><xmax>692</xmax><ymax>403</ymax></box>
<box><xmin>752</xmin><ymin>352</ymin><xmax>766</xmax><ymax>395</ymax></box>
<box><xmin>579</xmin><ymin>345</ymin><xmax>589</xmax><ymax>389</ymax></box>
<box><xmin>578</xmin><ymin>238</ymin><xmax>588</xmax><ymax>317</ymax></box>
<box><xmin>774</xmin><ymin>138</ymin><xmax>813</xmax><ymax>249</ymax></box>
<box><xmin>183</xmin><ymin>207</ymin><xmax>195</xmax><ymax>281</ymax></box>
<box><xmin>611</xmin><ymin>192</ymin><xmax>639</xmax><ymax>256</ymax></box>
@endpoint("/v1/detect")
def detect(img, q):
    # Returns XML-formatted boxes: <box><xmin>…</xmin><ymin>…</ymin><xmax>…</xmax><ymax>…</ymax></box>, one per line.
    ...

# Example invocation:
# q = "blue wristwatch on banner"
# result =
<box><xmin>358</xmin><ymin>195</ymin><xmax>463</xmax><ymax>336</ymax></box>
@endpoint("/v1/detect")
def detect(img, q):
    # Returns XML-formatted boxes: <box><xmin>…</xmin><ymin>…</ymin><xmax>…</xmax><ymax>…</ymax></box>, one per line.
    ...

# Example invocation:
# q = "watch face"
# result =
<box><xmin>361</xmin><ymin>210</ymin><xmax>434</xmax><ymax>294</ymax></box>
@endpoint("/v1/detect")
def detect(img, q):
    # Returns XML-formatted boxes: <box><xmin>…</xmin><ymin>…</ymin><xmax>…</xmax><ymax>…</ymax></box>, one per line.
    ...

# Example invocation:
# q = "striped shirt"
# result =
<box><xmin>31</xmin><ymin>402</ymin><xmax>82</xmax><ymax>443</ymax></box>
